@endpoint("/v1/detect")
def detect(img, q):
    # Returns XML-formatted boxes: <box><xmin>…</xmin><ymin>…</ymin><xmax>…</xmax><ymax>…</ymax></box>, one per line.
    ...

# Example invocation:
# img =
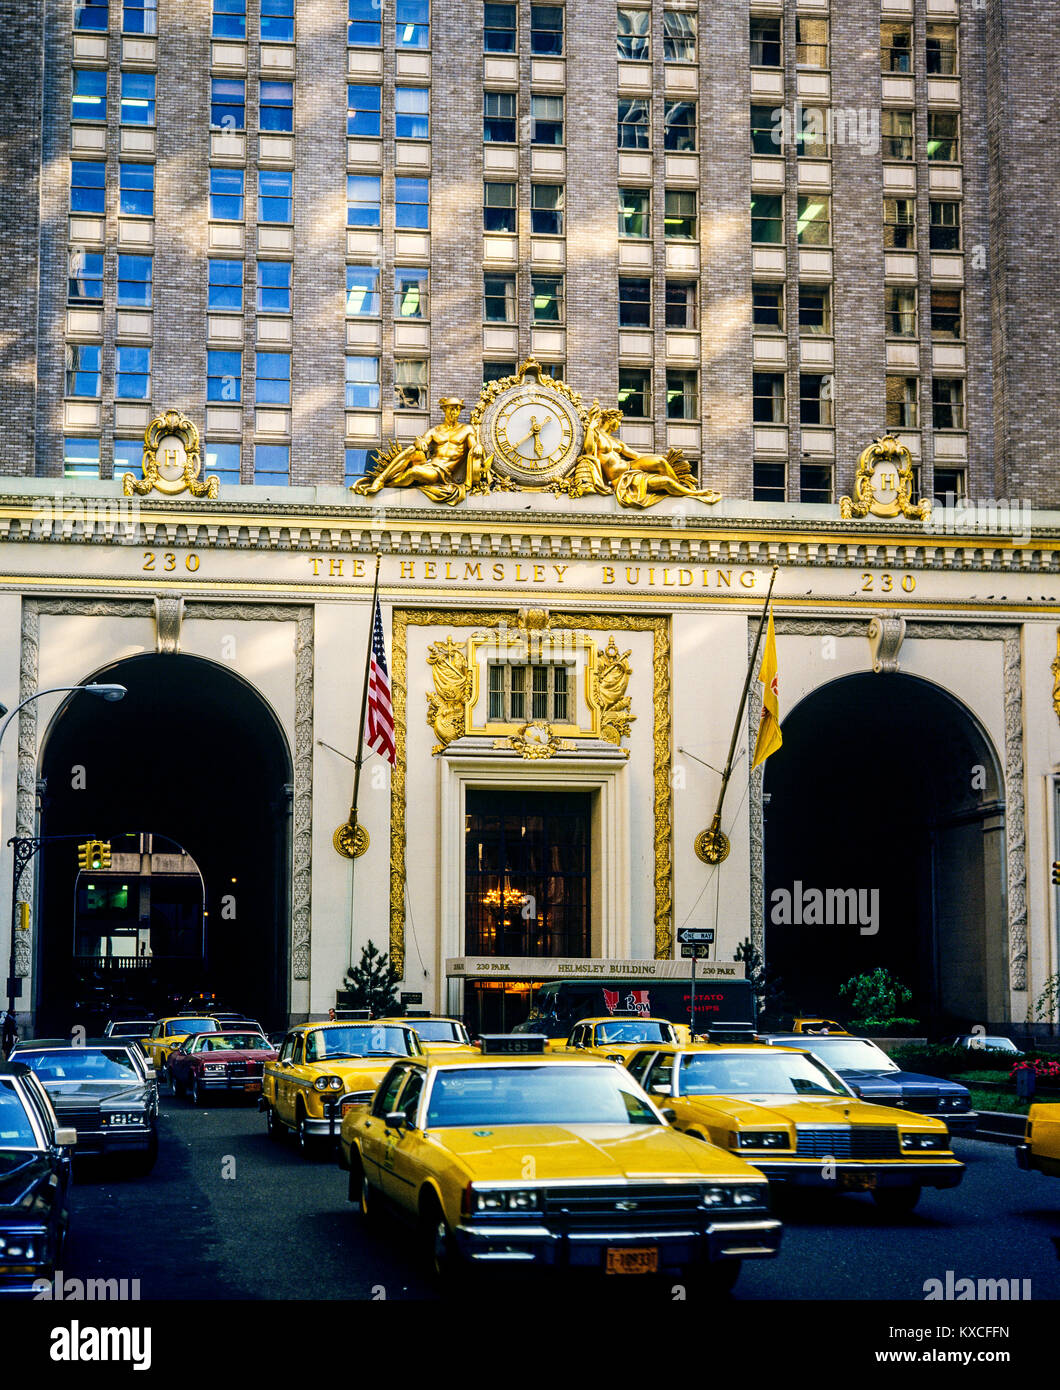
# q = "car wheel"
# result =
<box><xmin>190</xmin><ymin>1075</ymin><xmax>206</xmax><ymax>1108</ymax></box>
<box><xmin>872</xmin><ymin>1184</ymin><xmax>922</xmax><ymax>1216</ymax></box>
<box><xmin>296</xmin><ymin>1107</ymin><xmax>318</xmax><ymax>1159</ymax></box>
<box><xmin>354</xmin><ymin>1163</ymin><xmax>383</xmax><ymax>1231</ymax></box>
<box><xmin>265</xmin><ymin>1104</ymin><xmax>283</xmax><ymax>1141</ymax></box>
<box><xmin>420</xmin><ymin>1193</ymin><xmax>466</xmax><ymax>1287</ymax></box>
<box><xmin>168</xmin><ymin>1067</ymin><xmax>185</xmax><ymax>1098</ymax></box>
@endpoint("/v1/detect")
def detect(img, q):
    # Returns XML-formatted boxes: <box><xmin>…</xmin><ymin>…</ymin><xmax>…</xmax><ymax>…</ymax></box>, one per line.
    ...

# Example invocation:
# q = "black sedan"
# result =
<box><xmin>10</xmin><ymin>1041</ymin><xmax>159</xmax><ymax>1174</ymax></box>
<box><xmin>0</xmin><ymin>1062</ymin><xmax>76</xmax><ymax>1295</ymax></box>
<box><xmin>761</xmin><ymin>1034</ymin><xmax>977</xmax><ymax>1130</ymax></box>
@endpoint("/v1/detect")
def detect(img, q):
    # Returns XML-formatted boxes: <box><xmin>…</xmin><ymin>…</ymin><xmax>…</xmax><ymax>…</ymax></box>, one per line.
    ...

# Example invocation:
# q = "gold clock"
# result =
<box><xmin>481</xmin><ymin>380</ymin><xmax>585</xmax><ymax>487</ymax></box>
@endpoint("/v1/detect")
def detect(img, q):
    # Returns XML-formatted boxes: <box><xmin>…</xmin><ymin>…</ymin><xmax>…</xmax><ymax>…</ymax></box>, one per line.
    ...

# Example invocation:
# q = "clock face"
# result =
<box><xmin>482</xmin><ymin>383</ymin><xmax>584</xmax><ymax>486</ymax></box>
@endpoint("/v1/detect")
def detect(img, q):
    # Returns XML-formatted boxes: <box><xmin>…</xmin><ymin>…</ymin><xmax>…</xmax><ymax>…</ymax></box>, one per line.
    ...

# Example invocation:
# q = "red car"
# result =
<box><xmin>167</xmin><ymin>1030</ymin><xmax>278</xmax><ymax>1106</ymax></box>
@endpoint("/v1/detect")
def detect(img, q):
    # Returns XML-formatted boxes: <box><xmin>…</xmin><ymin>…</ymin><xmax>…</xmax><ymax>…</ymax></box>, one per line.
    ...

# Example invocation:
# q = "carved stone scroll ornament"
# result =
<box><xmin>494</xmin><ymin>721</ymin><xmax>576</xmax><ymax>759</ymax></box>
<box><xmin>867</xmin><ymin>614</ymin><xmax>906</xmax><ymax>673</ymax></box>
<box><xmin>154</xmin><ymin>596</ymin><xmax>185</xmax><ymax>654</ymax></box>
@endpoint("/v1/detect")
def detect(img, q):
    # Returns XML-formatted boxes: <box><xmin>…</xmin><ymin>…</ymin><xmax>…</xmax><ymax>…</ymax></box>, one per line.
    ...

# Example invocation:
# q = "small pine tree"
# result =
<box><xmin>343</xmin><ymin>939</ymin><xmax>401</xmax><ymax>1017</ymax></box>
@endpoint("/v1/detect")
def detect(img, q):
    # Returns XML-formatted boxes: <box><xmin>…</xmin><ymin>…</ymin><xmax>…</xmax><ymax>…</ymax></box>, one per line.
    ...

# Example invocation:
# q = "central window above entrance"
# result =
<box><xmin>486</xmin><ymin>660</ymin><xmax>573</xmax><ymax>724</ymax></box>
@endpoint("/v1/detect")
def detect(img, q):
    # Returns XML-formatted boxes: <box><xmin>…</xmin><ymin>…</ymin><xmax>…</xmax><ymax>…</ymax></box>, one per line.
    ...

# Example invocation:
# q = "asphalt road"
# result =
<box><xmin>56</xmin><ymin>1094</ymin><xmax>1060</xmax><ymax>1301</ymax></box>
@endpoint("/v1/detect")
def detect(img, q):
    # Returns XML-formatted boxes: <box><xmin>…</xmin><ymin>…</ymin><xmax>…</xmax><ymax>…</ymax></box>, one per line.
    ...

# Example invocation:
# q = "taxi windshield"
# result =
<box><xmin>0</xmin><ymin>1080</ymin><xmax>37</xmax><ymax>1147</ymax></box>
<box><xmin>306</xmin><ymin>1026</ymin><xmax>413</xmax><ymax>1061</ymax></box>
<box><xmin>200</xmin><ymin>1034</ymin><xmax>268</xmax><ymax>1051</ymax></box>
<box><xmin>408</xmin><ymin>1020</ymin><xmax>466</xmax><ymax>1043</ymax></box>
<box><xmin>426</xmin><ymin>1065</ymin><xmax>661</xmax><ymax>1128</ymax></box>
<box><xmin>107</xmin><ymin>1022</ymin><xmax>153</xmax><ymax>1036</ymax></box>
<box><xmin>679</xmin><ymin>1052</ymin><xmax>850</xmax><ymax>1098</ymax></box>
<box><xmin>595</xmin><ymin>1020</ymin><xmax>671</xmax><ymax>1045</ymax></box>
<box><xmin>167</xmin><ymin>1018</ymin><xmax>217</xmax><ymax>1036</ymax></box>
<box><xmin>18</xmin><ymin>1048</ymin><xmax>142</xmax><ymax>1083</ymax></box>
<box><xmin>796</xmin><ymin>1039</ymin><xmax>899</xmax><ymax>1073</ymax></box>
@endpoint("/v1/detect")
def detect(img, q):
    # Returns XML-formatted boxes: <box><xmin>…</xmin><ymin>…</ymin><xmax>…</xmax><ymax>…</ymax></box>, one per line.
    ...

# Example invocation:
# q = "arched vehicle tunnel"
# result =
<box><xmin>33</xmin><ymin>654</ymin><xmax>292</xmax><ymax>1035</ymax></box>
<box><xmin>763</xmin><ymin>672</ymin><xmax>1009</xmax><ymax>1032</ymax></box>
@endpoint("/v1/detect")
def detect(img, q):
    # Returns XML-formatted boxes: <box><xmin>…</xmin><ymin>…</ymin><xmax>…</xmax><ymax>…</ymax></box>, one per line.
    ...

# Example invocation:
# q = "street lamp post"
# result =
<box><xmin>1</xmin><ymin>683</ymin><xmax>127</xmax><ymax>1025</ymax></box>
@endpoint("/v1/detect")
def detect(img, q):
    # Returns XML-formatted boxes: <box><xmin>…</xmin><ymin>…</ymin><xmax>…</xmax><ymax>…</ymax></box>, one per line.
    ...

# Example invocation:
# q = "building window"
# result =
<box><xmin>257</xmin><ymin>260</ymin><xmax>291</xmax><ymax>314</ymax></box>
<box><xmin>345</xmin><ymin>356</ymin><xmax>380</xmax><ymax>409</ymax></box>
<box><xmin>347</xmin><ymin>84</ymin><xmax>381</xmax><ymax>137</ymax></box>
<box><xmin>751</xmin><ymin>194</ymin><xmax>782</xmax><ymax>244</ymax></box>
<box><xmin>213</xmin><ymin>0</ymin><xmax>245</xmax><ymax>40</ymax></box>
<box><xmin>396</xmin><ymin>86</ymin><xmax>430</xmax><ymax>140</ymax></box>
<box><xmin>665</xmin><ymin>280</ymin><xmax>697</xmax><ymax>328</ymax></box>
<box><xmin>487</xmin><ymin>663</ymin><xmax>572</xmax><ymax>723</ymax></box>
<box><xmin>664</xmin><ymin>189</ymin><xmax>696</xmax><ymax>240</ymax></box>
<box><xmin>64</xmin><ymin>438</ymin><xmax>101</xmax><ymax>478</ymax></box>
<box><xmin>617</xmin><ymin>8</ymin><xmax>650</xmax><ymax>60</ymax></box>
<box><xmin>800</xmin><ymin>464</ymin><xmax>833</xmax><ymax>504</ymax></box>
<box><xmin>484</xmin><ymin>181</ymin><xmax>516</xmax><ymax>232</ymax></box>
<box><xmin>885</xmin><ymin>375</ymin><xmax>919</xmax><ymax>429</ymax></box>
<box><xmin>65</xmin><ymin>343</ymin><xmax>102</xmax><ymax>398</ymax></box>
<box><xmin>931</xmin><ymin>288</ymin><xmax>962</xmax><ymax>340</ymax></box>
<box><xmin>618</xmin><ymin>99</ymin><xmax>649</xmax><ymax>149</ymax></box>
<box><xmin>797</xmin><ymin>195</ymin><xmax>830</xmax><ymax>245</ymax></box>
<box><xmin>121</xmin><ymin>71</ymin><xmax>155</xmax><ymax>125</ymax></box>
<box><xmin>261</xmin><ymin>0</ymin><xmax>295</xmax><ymax>42</ymax></box>
<box><xmin>258</xmin><ymin>169</ymin><xmax>293</xmax><ymax>223</ymax></box>
<box><xmin>929</xmin><ymin>200</ymin><xmax>960</xmax><ymax>251</ymax></box>
<box><xmin>927</xmin><ymin>111</ymin><xmax>959</xmax><ymax>162</ymax></box>
<box><xmin>211</xmin><ymin>78</ymin><xmax>245</xmax><ymax>131</ymax></box>
<box><xmin>255</xmin><ymin>350</ymin><xmax>291</xmax><ymax>405</ymax></box>
<box><xmin>800</xmin><ymin>373</ymin><xmax>833</xmax><ymax>426</ymax></box>
<box><xmin>880</xmin><ymin>23</ymin><xmax>912</xmax><ymax>72</ymax></box>
<box><xmin>795</xmin><ymin>106</ymin><xmax>829</xmax><ymax>157</ymax></box>
<box><xmin>618</xmin><ymin>187</ymin><xmax>649</xmax><ymax>238</ymax></box>
<box><xmin>254</xmin><ymin>444</ymin><xmax>289</xmax><ymax>487</ymax></box>
<box><xmin>618</xmin><ymin>277</ymin><xmax>650</xmax><ymax>327</ymax></box>
<box><xmin>750</xmin><ymin>16</ymin><xmax>781</xmax><ymax>67</ymax></box>
<box><xmin>484</xmin><ymin>274</ymin><xmax>516</xmax><ymax>322</ymax></box>
<box><xmin>799</xmin><ymin>284</ymin><xmax>831</xmax><ymax>335</ymax></box>
<box><xmin>208</xmin><ymin>259</ymin><xmax>243</xmax><ymax>310</ymax></box>
<box><xmin>113</xmin><ymin>439</ymin><xmax>142</xmax><ymax>474</ymax></box>
<box><xmin>347</xmin><ymin>174</ymin><xmax>381</xmax><ymax>227</ymax></box>
<box><xmin>210</xmin><ymin>167</ymin><xmax>245</xmax><ymax>220</ymax></box>
<box><xmin>752</xmin><ymin>283</ymin><xmax>784</xmax><ymax>331</ymax></box>
<box><xmin>933</xmin><ymin>466</ymin><xmax>966</xmax><ymax>503</ymax></box>
<box><xmin>484</xmin><ymin>91</ymin><xmax>517</xmax><ymax>143</ymax></box>
<box><xmin>345</xmin><ymin>447</ymin><xmax>371</xmax><ymax>486</ymax></box>
<box><xmin>72</xmin><ymin>70</ymin><xmax>107</xmax><ymax>122</ymax></box>
<box><xmin>483</xmin><ymin>360</ymin><xmax>515</xmax><ymax>384</ymax></box>
<box><xmin>206</xmin><ymin>349</ymin><xmax>242</xmax><ymax>402</ymax></box>
<box><xmin>531</xmin><ymin>95</ymin><xmax>563</xmax><ymax>145</ymax></box>
<box><xmin>663</xmin><ymin>11</ymin><xmax>696</xmax><ymax>63</ymax></box>
<box><xmin>206</xmin><ymin>441</ymin><xmax>241</xmax><ymax>486</ymax></box>
<box><xmin>348</xmin><ymin>0</ymin><xmax>381</xmax><ymax>46</ymax></box>
<box><xmin>530</xmin><ymin>5</ymin><xmax>563</xmax><ymax>54</ymax></box>
<box><xmin>753</xmin><ymin>372</ymin><xmax>785</xmax><ymax>423</ymax></box>
<box><xmin>530</xmin><ymin>183</ymin><xmax>563</xmax><ymax>235</ymax></box>
<box><xmin>882</xmin><ymin>109</ymin><xmax>913</xmax><ymax>161</ymax></box>
<box><xmin>122</xmin><ymin>0</ymin><xmax>156</xmax><ymax>35</ymax></box>
<box><xmin>618</xmin><ymin>367</ymin><xmax>650</xmax><ymax>417</ymax></box>
<box><xmin>932</xmin><ymin>377</ymin><xmax>965</xmax><ymax>430</ymax></box>
<box><xmin>796</xmin><ymin>18</ymin><xmax>828</xmax><ymax>67</ymax></box>
<box><xmin>68</xmin><ymin>249</ymin><xmax>104</xmax><ymax>303</ymax></box>
<box><xmin>666</xmin><ymin>369</ymin><xmax>698</xmax><ymax>420</ymax></box>
<box><xmin>71</xmin><ymin>160</ymin><xmax>106</xmax><ymax>215</ymax></box>
<box><xmin>395</xmin><ymin>177</ymin><xmax>429</xmax><ymax>229</ymax></box>
<box><xmin>751</xmin><ymin>104</ymin><xmax>780</xmax><ymax>156</ymax></box>
<box><xmin>531</xmin><ymin>274</ymin><xmax>563</xmax><ymax>323</ymax></box>
<box><xmin>753</xmin><ymin>461</ymin><xmax>785</xmax><ymax>502</ymax></box>
<box><xmin>926</xmin><ymin>24</ymin><xmax>958</xmax><ymax>75</ymax></box>
<box><xmin>117</xmin><ymin>253</ymin><xmax>152</xmax><ymax>307</ymax></box>
<box><xmin>396</xmin><ymin>0</ymin><xmax>429</xmax><ymax>49</ymax></box>
<box><xmin>884</xmin><ymin>197</ymin><xmax>916</xmax><ymax>249</ymax></box>
<box><xmin>395</xmin><ymin>267</ymin><xmax>429</xmax><ymax>317</ymax></box>
<box><xmin>119</xmin><ymin>162</ymin><xmax>153</xmax><ymax>216</ymax></box>
<box><xmin>74</xmin><ymin>1</ymin><xmax>109</xmax><ymax>32</ymax></box>
<box><xmin>115</xmin><ymin>344</ymin><xmax>150</xmax><ymax>399</ymax></box>
<box><xmin>260</xmin><ymin>81</ymin><xmax>294</xmax><ymax>133</ymax></box>
<box><xmin>346</xmin><ymin>265</ymin><xmax>380</xmax><ymax>316</ymax></box>
<box><xmin>484</xmin><ymin>3</ymin><xmax>516</xmax><ymax>52</ymax></box>
<box><xmin>664</xmin><ymin>101</ymin><xmax>696</xmax><ymax>152</ymax></box>
<box><xmin>395</xmin><ymin>359</ymin><xmax>428</xmax><ymax>409</ymax></box>
<box><xmin>885</xmin><ymin>285</ymin><xmax>917</xmax><ymax>337</ymax></box>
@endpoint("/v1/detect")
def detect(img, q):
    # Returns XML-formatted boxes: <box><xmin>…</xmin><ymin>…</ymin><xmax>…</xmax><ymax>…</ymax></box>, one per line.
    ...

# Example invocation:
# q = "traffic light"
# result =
<box><xmin>77</xmin><ymin>840</ymin><xmax>112</xmax><ymax>870</ymax></box>
<box><xmin>96</xmin><ymin>841</ymin><xmax>112</xmax><ymax>869</ymax></box>
<box><xmin>77</xmin><ymin>842</ymin><xmax>92</xmax><ymax>870</ymax></box>
<box><xmin>1053</xmin><ymin>861</ymin><xmax>1060</xmax><ymax>886</ymax></box>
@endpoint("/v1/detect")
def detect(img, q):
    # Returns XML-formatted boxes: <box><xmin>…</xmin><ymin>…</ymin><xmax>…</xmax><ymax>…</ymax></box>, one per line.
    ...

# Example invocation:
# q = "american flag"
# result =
<box><xmin>365</xmin><ymin>596</ymin><xmax>396</xmax><ymax>764</ymax></box>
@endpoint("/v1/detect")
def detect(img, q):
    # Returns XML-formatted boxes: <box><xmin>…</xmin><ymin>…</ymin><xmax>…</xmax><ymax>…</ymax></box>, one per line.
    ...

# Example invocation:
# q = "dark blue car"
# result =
<box><xmin>762</xmin><ymin>1034</ymin><xmax>977</xmax><ymax>1131</ymax></box>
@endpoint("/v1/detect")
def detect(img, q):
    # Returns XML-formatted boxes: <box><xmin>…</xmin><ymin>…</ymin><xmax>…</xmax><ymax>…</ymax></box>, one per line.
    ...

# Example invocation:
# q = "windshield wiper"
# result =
<box><xmin>320</xmin><ymin>1051</ymin><xmax>365</xmax><ymax>1061</ymax></box>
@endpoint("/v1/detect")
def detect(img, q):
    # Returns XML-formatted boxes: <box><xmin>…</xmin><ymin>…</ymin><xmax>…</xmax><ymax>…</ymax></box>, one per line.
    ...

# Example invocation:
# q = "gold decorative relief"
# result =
<box><xmin>494</xmin><ymin>721</ymin><xmax>577</xmax><ymax>759</ymax></box>
<box><xmin>426</xmin><ymin>636</ymin><xmax>473</xmax><ymax>753</ymax></box>
<box><xmin>1052</xmin><ymin>630</ymin><xmax>1060</xmax><ymax>724</ymax></box>
<box><xmin>839</xmin><ymin>435</ymin><xmax>931</xmax><ymax>521</ymax></box>
<box><xmin>590</xmin><ymin>636</ymin><xmax>635</xmax><ymax>746</ymax></box>
<box><xmin>333</xmin><ymin>821</ymin><xmax>369</xmax><ymax>859</ymax></box>
<box><xmin>122</xmin><ymin>409</ymin><xmax>219</xmax><ymax>499</ymax></box>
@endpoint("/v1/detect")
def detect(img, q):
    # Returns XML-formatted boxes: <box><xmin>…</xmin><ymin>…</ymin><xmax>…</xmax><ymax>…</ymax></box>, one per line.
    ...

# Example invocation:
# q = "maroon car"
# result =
<box><xmin>167</xmin><ymin>1031</ymin><xmax>278</xmax><ymax>1106</ymax></box>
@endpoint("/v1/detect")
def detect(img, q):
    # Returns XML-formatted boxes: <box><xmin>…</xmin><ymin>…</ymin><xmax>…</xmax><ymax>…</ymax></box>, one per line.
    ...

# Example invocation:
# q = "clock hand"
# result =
<box><xmin>511</xmin><ymin>416</ymin><xmax>545</xmax><ymax>458</ymax></box>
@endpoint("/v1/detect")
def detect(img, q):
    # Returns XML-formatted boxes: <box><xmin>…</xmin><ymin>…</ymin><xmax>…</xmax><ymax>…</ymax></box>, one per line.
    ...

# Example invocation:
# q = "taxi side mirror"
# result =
<box><xmin>55</xmin><ymin>1128</ymin><xmax>78</xmax><ymax>1148</ymax></box>
<box><xmin>385</xmin><ymin>1111</ymin><xmax>406</xmax><ymax>1131</ymax></box>
<box><xmin>651</xmin><ymin>1083</ymin><xmax>672</xmax><ymax>1097</ymax></box>
<box><xmin>662</xmin><ymin>1108</ymin><xmax>677</xmax><ymax>1124</ymax></box>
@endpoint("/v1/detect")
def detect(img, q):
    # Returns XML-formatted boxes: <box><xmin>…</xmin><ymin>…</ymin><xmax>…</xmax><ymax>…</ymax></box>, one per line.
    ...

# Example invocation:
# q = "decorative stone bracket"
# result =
<box><xmin>867</xmin><ymin>613</ymin><xmax>906</xmax><ymax>673</ymax></box>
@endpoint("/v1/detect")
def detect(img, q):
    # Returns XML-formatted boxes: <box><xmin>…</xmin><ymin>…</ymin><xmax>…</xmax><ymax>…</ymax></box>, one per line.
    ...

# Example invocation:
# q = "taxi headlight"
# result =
<box><xmin>605</xmin><ymin>1053</ymin><xmax>626</xmax><ymax>1063</ymax></box>
<box><xmin>203</xmin><ymin>1064</ymin><xmax>226</xmax><ymax>1074</ymax></box>
<box><xmin>0</xmin><ymin>1232</ymin><xmax>45</xmax><ymax>1262</ymax></box>
<box><xmin>901</xmin><ymin>1131</ymin><xmax>948</xmax><ymax>1150</ymax></box>
<box><xmin>700</xmin><ymin>1184</ymin><xmax>764</xmax><ymax>1209</ymax></box>
<box><xmin>736</xmin><ymin>1130</ymin><xmax>789</xmax><ymax>1150</ymax></box>
<box><xmin>471</xmin><ymin>1187</ymin><xmax>540</xmax><ymax>1213</ymax></box>
<box><xmin>314</xmin><ymin>1075</ymin><xmax>344</xmax><ymax>1092</ymax></box>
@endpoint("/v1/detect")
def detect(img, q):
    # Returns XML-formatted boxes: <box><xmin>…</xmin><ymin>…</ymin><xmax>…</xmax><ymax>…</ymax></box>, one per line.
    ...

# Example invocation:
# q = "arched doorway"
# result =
<box><xmin>763</xmin><ymin>672</ymin><xmax>1008</xmax><ymax>1031</ymax></box>
<box><xmin>33</xmin><ymin>654</ymin><xmax>292</xmax><ymax>1033</ymax></box>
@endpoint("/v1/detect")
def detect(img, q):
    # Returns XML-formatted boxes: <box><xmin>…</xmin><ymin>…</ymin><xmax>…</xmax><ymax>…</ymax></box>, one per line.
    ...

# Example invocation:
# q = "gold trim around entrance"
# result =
<box><xmin>390</xmin><ymin>609</ymin><xmax>673</xmax><ymax>975</ymax></box>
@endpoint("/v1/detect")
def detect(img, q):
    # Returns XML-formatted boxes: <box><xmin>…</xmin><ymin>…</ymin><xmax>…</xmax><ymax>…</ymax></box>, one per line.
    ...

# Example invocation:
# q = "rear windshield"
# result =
<box><xmin>18</xmin><ymin>1048</ymin><xmax>142</xmax><ymax>1082</ymax></box>
<box><xmin>167</xmin><ymin>1018</ymin><xmax>217</xmax><ymax>1036</ymax></box>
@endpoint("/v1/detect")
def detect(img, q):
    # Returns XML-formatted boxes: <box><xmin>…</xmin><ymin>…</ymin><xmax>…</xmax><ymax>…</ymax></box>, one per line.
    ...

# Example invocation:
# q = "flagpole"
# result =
<box><xmin>694</xmin><ymin>565</ymin><xmax>779</xmax><ymax>865</ymax></box>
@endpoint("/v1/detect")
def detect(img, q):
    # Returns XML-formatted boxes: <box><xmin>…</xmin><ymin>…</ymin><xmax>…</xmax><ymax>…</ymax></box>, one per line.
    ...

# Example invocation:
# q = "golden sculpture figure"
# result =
<box><xmin>569</xmin><ymin>403</ymin><xmax>722</xmax><ymax>509</ymax></box>
<box><xmin>352</xmin><ymin>398</ymin><xmax>492</xmax><ymax>506</ymax></box>
<box><xmin>426</xmin><ymin>636</ymin><xmax>473</xmax><ymax>752</ymax></box>
<box><xmin>592</xmin><ymin>635</ymin><xmax>636</xmax><ymax>745</ymax></box>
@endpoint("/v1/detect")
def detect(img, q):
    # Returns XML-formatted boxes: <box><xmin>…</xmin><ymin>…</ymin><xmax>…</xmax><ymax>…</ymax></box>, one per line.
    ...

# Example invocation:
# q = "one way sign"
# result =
<box><xmin>677</xmin><ymin>928</ymin><xmax>715</xmax><ymax>944</ymax></box>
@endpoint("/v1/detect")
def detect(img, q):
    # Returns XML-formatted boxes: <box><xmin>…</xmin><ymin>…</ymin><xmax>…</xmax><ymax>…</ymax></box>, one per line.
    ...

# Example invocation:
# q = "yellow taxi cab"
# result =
<box><xmin>141</xmin><ymin>1015</ymin><xmax>219</xmax><ymax>1072</ymax></box>
<box><xmin>374</xmin><ymin>1017</ymin><xmax>478</xmax><ymax>1056</ymax></box>
<box><xmin>262</xmin><ymin>1020</ymin><xmax>423</xmax><ymax>1155</ymax></box>
<box><xmin>556</xmin><ymin>1016</ymin><xmax>682</xmax><ymax>1065</ymax></box>
<box><xmin>626</xmin><ymin>1042</ymin><xmax>964</xmax><ymax>1215</ymax></box>
<box><xmin>337</xmin><ymin>1036</ymin><xmax>781</xmax><ymax>1290</ymax></box>
<box><xmin>1017</xmin><ymin>1103</ymin><xmax>1060</xmax><ymax>1179</ymax></box>
<box><xmin>791</xmin><ymin>1017</ymin><xmax>850</xmax><ymax>1035</ymax></box>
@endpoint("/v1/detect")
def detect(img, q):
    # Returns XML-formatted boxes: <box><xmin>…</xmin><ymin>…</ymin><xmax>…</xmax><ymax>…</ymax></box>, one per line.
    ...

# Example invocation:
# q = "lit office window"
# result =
<box><xmin>396</xmin><ymin>0</ymin><xmax>429</xmax><ymax>49</ymax></box>
<box><xmin>120</xmin><ymin>72</ymin><xmax>155</xmax><ymax>125</ymax></box>
<box><xmin>72</xmin><ymin>70</ymin><xmax>107</xmax><ymax>121</ymax></box>
<box><xmin>395</xmin><ymin>268</ymin><xmax>429</xmax><ymax>318</ymax></box>
<box><xmin>617</xmin><ymin>368</ymin><xmax>650</xmax><ymax>418</ymax></box>
<box><xmin>346</xmin><ymin>265</ymin><xmax>381</xmax><ymax>316</ymax></box>
<box><xmin>618</xmin><ymin>188</ymin><xmax>649</xmax><ymax>237</ymax></box>
<box><xmin>64</xmin><ymin>438</ymin><xmax>101</xmax><ymax>478</ymax></box>
<box><xmin>531</xmin><ymin>274</ymin><xmax>563</xmax><ymax>322</ymax></box>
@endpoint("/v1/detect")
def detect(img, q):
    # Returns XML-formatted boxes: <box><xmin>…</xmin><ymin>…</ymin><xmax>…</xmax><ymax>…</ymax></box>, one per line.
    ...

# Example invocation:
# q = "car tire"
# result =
<box><xmin>266</xmin><ymin>1103</ymin><xmax>283</xmax><ymax>1141</ymax></box>
<box><xmin>296</xmin><ymin>1106</ymin><xmax>319</xmax><ymax>1159</ymax></box>
<box><xmin>169</xmin><ymin>1067</ymin><xmax>185</xmax><ymax>1098</ymax></box>
<box><xmin>354</xmin><ymin>1163</ymin><xmax>383</xmax><ymax>1232</ymax></box>
<box><xmin>190</xmin><ymin>1075</ymin><xmax>206</xmax><ymax>1108</ymax></box>
<box><xmin>872</xmin><ymin>1184</ymin><xmax>922</xmax><ymax>1216</ymax></box>
<box><xmin>421</xmin><ymin>1193</ymin><xmax>466</xmax><ymax>1289</ymax></box>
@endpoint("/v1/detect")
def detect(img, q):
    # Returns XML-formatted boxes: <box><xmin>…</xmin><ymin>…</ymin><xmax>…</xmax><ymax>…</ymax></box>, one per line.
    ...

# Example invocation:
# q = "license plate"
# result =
<box><xmin>840</xmin><ymin>1171</ymin><xmax>877</xmax><ymax>1191</ymax></box>
<box><xmin>244</xmin><ymin>1081</ymin><xmax>261</xmax><ymax>1092</ymax></box>
<box><xmin>606</xmin><ymin>1247</ymin><xmax>658</xmax><ymax>1275</ymax></box>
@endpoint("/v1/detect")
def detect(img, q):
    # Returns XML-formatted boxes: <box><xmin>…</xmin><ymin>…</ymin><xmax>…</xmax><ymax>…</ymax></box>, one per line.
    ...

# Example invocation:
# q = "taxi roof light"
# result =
<box><xmin>478</xmin><ymin>1034</ymin><xmax>548</xmax><ymax>1055</ymax></box>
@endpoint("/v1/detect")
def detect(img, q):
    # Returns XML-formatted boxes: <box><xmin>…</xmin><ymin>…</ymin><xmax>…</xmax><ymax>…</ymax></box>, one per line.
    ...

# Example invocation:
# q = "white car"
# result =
<box><xmin>950</xmin><ymin>1034</ymin><xmax>1020</xmax><ymax>1055</ymax></box>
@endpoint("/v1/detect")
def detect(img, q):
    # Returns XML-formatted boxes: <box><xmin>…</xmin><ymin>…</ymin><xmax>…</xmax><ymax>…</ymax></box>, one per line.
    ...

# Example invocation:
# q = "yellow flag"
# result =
<box><xmin>751</xmin><ymin>609</ymin><xmax>782</xmax><ymax>769</ymax></box>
